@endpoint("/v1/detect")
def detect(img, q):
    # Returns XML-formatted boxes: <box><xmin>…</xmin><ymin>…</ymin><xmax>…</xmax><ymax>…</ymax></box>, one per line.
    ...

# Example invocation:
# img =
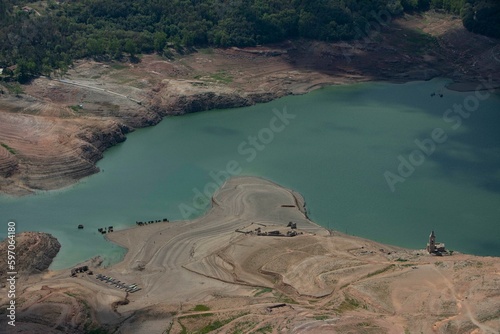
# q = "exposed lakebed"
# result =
<box><xmin>1</xmin><ymin>79</ymin><xmax>499</xmax><ymax>269</ymax></box>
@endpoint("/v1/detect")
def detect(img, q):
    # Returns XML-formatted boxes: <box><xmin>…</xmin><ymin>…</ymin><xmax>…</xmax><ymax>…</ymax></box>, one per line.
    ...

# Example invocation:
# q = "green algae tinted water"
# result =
<box><xmin>1</xmin><ymin>79</ymin><xmax>500</xmax><ymax>269</ymax></box>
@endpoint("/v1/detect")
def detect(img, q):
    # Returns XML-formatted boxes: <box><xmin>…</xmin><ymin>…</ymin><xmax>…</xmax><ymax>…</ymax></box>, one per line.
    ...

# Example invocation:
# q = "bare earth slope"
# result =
<box><xmin>1</xmin><ymin>177</ymin><xmax>499</xmax><ymax>333</ymax></box>
<box><xmin>0</xmin><ymin>12</ymin><xmax>499</xmax><ymax>195</ymax></box>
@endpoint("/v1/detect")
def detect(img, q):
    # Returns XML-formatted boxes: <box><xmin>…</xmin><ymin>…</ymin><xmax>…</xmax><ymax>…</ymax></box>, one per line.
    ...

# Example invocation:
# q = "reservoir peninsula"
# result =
<box><xmin>1</xmin><ymin>177</ymin><xmax>500</xmax><ymax>333</ymax></box>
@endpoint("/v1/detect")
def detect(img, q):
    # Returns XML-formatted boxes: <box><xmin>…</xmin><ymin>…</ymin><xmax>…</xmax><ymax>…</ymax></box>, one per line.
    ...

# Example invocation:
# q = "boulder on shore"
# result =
<box><xmin>0</xmin><ymin>231</ymin><xmax>61</xmax><ymax>284</ymax></box>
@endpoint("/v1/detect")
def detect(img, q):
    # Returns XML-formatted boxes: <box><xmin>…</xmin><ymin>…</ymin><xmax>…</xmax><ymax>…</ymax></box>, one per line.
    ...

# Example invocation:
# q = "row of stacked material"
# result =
<box><xmin>95</xmin><ymin>274</ymin><xmax>141</xmax><ymax>293</ymax></box>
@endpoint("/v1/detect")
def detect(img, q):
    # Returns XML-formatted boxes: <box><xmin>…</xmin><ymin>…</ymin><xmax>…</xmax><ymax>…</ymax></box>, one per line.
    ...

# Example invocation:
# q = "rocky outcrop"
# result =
<box><xmin>0</xmin><ymin>232</ymin><xmax>60</xmax><ymax>284</ymax></box>
<box><xmin>246</xmin><ymin>91</ymin><xmax>286</xmax><ymax>104</ymax></box>
<box><xmin>160</xmin><ymin>91</ymin><xmax>252</xmax><ymax>115</ymax></box>
<box><xmin>76</xmin><ymin>122</ymin><xmax>130</xmax><ymax>161</ymax></box>
<box><xmin>0</xmin><ymin>111</ymin><xmax>132</xmax><ymax>195</ymax></box>
<box><xmin>149</xmin><ymin>79</ymin><xmax>255</xmax><ymax>116</ymax></box>
<box><xmin>148</xmin><ymin>78</ymin><xmax>299</xmax><ymax>116</ymax></box>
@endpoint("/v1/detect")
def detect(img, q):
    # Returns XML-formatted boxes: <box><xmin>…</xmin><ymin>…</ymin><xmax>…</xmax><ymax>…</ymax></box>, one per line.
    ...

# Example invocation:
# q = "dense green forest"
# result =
<box><xmin>0</xmin><ymin>0</ymin><xmax>498</xmax><ymax>80</ymax></box>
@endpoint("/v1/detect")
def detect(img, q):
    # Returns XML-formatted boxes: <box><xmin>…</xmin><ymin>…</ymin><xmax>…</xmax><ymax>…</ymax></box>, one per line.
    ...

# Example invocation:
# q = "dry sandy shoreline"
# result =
<box><xmin>103</xmin><ymin>177</ymin><xmax>329</xmax><ymax>304</ymax></box>
<box><xmin>3</xmin><ymin>176</ymin><xmax>499</xmax><ymax>333</ymax></box>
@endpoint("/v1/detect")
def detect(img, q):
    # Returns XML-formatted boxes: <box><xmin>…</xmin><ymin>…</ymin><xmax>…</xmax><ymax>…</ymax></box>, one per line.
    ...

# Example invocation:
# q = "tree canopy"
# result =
<box><xmin>0</xmin><ymin>0</ymin><xmax>498</xmax><ymax>80</ymax></box>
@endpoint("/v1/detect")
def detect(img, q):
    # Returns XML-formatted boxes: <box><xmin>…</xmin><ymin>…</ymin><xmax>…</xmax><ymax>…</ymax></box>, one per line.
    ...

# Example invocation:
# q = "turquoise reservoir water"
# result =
<box><xmin>1</xmin><ymin>79</ymin><xmax>500</xmax><ymax>268</ymax></box>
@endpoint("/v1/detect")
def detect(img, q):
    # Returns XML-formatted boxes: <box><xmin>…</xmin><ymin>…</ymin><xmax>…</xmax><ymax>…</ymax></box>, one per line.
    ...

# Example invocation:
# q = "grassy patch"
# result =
<box><xmin>336</xmin><ymin>297</ymin><xmax>362</xmax><ymax>313</ymax></box>
<box><xmin>80</xmin><ymin>298</ymin><xmax>100</xmax><ymax>333</ymax></box>
<box><xmin>209</xmin><ymin>70</ymin><xmax>233</xmax><ymax>84</ymax></box>
<box><xmin>231</xmin><ymin>320</ymin><xmax>257</xmax><ymax>333</ymax></box>
<box><xmin>192</xmin><ymin>304</ymin><xmax>210</xmax><ymax>312</ymax></box>
<box><xmin>1</xmin><ymin>143</ymin><xmax>16</xmax><ymax>155</ymax></box>
<box><xmin>401</xmin><ymin>263</ymin><xmax>416</xmax><ymax>267</ymax></box>
<box><xmin>3</xmin><ymin>82</ymin><xmax>24</xmax><ymax>96</ymax></box>
<box><xmin>253</xmin><ymin>287</ymin><xmax>272</xmax><ymax>297</ymax></box>
<box><xmin>255</xmin><ymin>324</ymin><xmax>273</xmax><ymax>333</ymax></box>
<box><xmin>69</xmin><ymin>105</ymin><xmax>83</xmax><ymax>112</ymax></box>
<box><xmin>434</xmin><ymin>261</ymin><xmax>444</xmax><ymax>268</ymax></box>
<box><xmin>180</xmin><ymin>322</ymin><xmax>187</xmax><ymax>334</ymax></box>
<box><xmin>273</xmin><ymin>292</ymin><xmax>297</xmax><ymax>304</ymax></box>
<box><xmin>178</xmin><ymin>312</ymin><xmax>214</xmax><ymax>319</ymax></box>
<box><xmin>396</xmin><ymin>258</ymin><xmax>408</xmax><ymax>262</ymax></box>
<box><xmin>314</xmin><ymin>315</ymin><xmax>329</xmax><ymax>320</ymax></box>
<box><xmin>178</xmin><ymin>311</ymin><xmax>249</xmax><ymax>333</ymax></box>
<box><xmin>366</xmin><ymin>264</ymin><xmax>395</xmax><ymax>278</ymax></box>
<box><xmin>197</xmin><ymin>319</ymin><xmax>230</xmax><ymax>334</ymax></box>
